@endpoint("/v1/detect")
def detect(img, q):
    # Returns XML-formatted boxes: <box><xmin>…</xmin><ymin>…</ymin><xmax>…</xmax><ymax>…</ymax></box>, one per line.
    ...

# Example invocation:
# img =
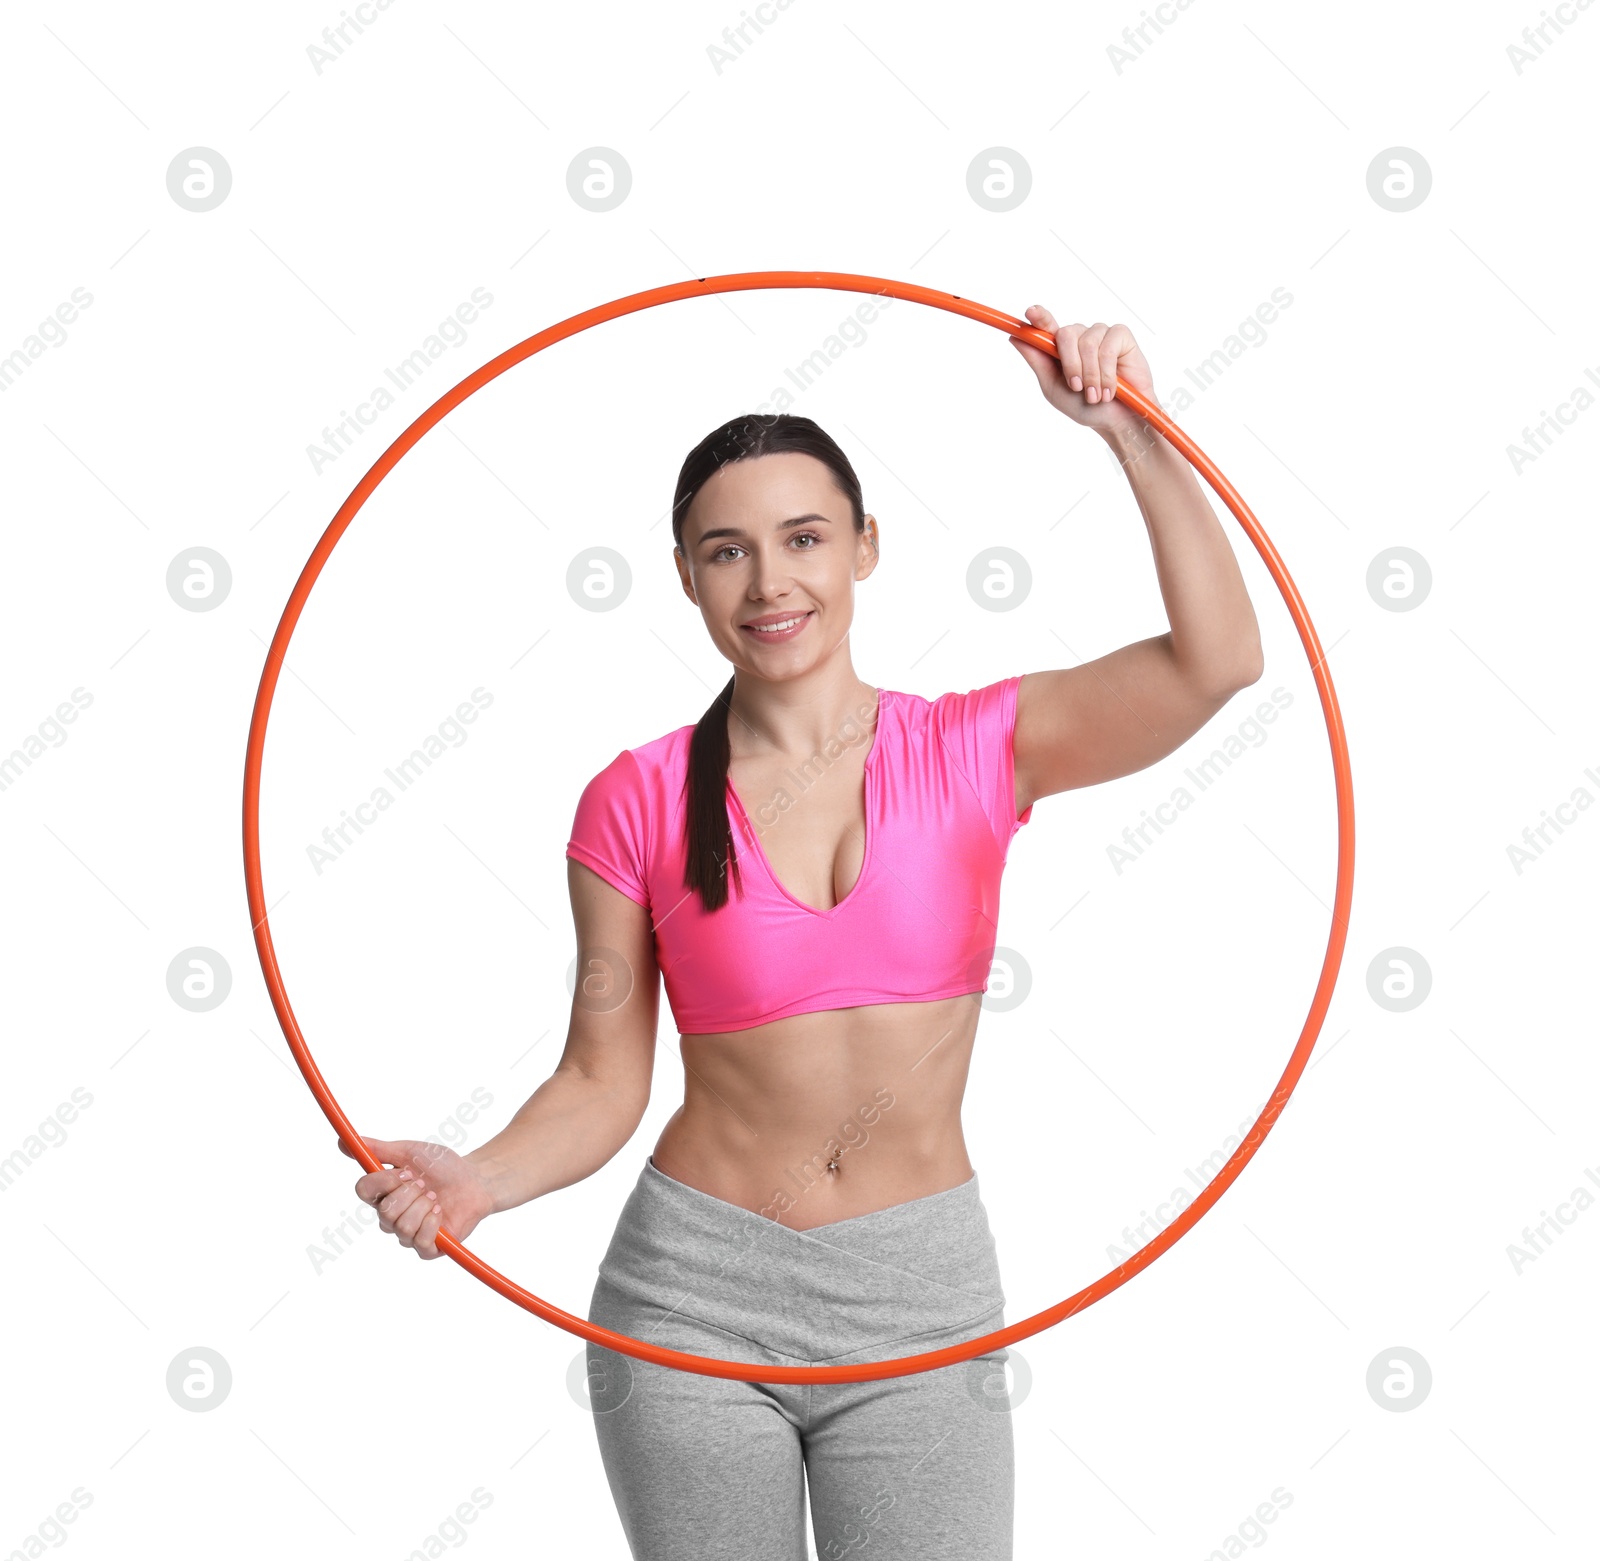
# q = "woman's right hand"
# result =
<box><xmin>339</xmin><ymin>1135</ymin><xmax>496</xmax><ymax>1260</ymax></box>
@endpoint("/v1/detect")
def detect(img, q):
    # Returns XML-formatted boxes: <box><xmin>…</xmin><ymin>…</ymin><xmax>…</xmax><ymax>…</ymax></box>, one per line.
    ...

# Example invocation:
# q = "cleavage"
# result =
<box><xmin>733</xmin><ymin>756</ymin><xmax>868</xmax><ymax>914</ymax></box>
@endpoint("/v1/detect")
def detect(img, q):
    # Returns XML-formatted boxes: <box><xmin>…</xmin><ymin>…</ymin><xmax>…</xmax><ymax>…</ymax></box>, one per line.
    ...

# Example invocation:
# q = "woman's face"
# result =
<box><xmin>675</xmin><ymin>451</ymin><xmax>878</xmax><ymax>679</ymax></box>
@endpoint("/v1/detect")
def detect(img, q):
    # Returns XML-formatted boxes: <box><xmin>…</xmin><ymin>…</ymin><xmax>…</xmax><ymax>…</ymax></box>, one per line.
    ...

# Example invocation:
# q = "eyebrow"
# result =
<box><xmin>695</xmin><ymin>513</ymin><xmax>835</xmax><ymax>546</ymax></box>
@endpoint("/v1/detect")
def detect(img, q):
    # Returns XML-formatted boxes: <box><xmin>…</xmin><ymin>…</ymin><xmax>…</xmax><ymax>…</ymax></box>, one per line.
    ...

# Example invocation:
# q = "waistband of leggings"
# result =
<box><xmin>592</xmin><ymin>1154</ymin><xmax>1006</xmax><ymax>1364</ymax></box>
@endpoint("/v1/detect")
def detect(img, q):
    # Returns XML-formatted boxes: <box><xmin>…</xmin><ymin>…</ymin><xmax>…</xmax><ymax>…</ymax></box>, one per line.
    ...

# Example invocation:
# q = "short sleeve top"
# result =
<box><xmin>565</xmin><ymin>676</ymin><xmax>1033</xmax><ymax>1036</ymax></box>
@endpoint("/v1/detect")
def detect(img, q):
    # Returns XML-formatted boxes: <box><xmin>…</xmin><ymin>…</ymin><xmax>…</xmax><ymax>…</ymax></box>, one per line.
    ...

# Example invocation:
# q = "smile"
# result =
<box><xmin>740</xmin><ymin>610</ymin><xmax>814</xmax><ymax>640</ymax></box>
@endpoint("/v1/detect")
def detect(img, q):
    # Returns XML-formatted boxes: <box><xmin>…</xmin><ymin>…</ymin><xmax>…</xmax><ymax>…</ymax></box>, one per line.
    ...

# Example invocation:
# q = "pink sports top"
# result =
<box><xmin>565</xmin><ymin>675</ymin><xmax>1034</xmax><ymax>1036</ymax></box>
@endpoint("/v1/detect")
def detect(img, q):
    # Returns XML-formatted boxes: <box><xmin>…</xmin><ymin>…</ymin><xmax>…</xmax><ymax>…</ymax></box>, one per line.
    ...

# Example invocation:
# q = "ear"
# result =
<box><xmin>857</xmin><ymin>515</ymin><xmax>881</xmax><ymax>578</ymax></box>
<box><xmin>672</xmin><ymin>545</ymin><xmax>698</xmax><ymax>605</ymax></box>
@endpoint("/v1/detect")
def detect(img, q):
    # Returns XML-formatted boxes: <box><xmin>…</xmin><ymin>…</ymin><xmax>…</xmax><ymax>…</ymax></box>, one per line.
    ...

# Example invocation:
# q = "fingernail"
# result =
<box><xmin>399</xmin><ymin>1170</ymin><xmax>411</xmax><ymax>1180</ymax></box>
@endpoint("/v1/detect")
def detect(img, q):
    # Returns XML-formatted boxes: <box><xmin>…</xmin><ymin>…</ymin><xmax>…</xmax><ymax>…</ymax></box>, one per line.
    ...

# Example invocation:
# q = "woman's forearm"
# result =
<box><xmin>1102</xmin><ymin>420</ymin><xmax>1263</xmax><ymax>689</ymax></box>
<box><xmin>467</xmin><ymin>1065</ymin><xmax>645</xmax><ymax>1214</ymax></box>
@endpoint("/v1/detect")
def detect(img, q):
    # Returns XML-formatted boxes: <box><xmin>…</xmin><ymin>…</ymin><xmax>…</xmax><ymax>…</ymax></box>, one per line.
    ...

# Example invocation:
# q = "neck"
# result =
<box><xmin>726</xmin><ymin>668</ymin><xmax>880</xmax><ymax>763</ymax></box>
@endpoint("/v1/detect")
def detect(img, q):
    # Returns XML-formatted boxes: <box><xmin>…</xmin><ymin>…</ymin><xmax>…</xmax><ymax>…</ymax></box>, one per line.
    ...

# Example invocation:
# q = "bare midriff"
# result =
<box><xmin>649</xmin><ymin>991</ymin><xmax>984</xmax><ymax>1231</ymax></box>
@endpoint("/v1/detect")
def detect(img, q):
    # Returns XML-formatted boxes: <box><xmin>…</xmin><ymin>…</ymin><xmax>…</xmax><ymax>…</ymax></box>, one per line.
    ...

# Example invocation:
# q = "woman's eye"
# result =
<box><xmin>711</xmin><ymin>534</ymin><xmax>818</xmax><ymax>561</ymax></box>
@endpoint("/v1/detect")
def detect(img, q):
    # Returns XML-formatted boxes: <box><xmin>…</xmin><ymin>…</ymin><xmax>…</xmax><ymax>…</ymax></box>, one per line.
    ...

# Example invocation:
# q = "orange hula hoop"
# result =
<box><xmin>242</xmin><ymin>270</ymin><xmax>1355</xmax><ymax>1385</ymax></box>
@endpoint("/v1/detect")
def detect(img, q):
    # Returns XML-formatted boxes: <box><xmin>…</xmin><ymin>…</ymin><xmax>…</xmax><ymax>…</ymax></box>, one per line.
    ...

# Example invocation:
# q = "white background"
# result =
<box><xmin>2</xmin><ymin>0</ymin><xmax>1596</xmax><ymax>1556</ymax></box>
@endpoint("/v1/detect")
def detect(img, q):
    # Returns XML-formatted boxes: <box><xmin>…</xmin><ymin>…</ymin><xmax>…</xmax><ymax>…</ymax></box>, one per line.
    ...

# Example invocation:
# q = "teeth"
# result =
<box><xmin>750</xmin><ymin>613</ymin><xmax>807</xmax><ymax>632</ymax></box>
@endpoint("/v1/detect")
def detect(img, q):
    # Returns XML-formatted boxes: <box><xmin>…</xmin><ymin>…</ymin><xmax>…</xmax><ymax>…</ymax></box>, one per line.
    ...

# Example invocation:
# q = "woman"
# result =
<box><xmin>347</xmin><ymin>308</ymin><xmax>1264</xmax><ymax>1559</ymax></box>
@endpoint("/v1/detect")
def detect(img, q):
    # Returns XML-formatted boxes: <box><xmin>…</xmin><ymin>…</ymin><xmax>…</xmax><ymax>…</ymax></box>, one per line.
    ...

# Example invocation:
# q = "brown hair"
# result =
<box><xmin>671</xmin><ymin>414</ymin><xmax>867</xmax><ymax>912</ymax></box>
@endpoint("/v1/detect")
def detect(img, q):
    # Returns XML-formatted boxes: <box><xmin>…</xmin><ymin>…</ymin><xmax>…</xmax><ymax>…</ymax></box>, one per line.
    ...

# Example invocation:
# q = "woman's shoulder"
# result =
<box><xmin>892</xmin><ymin>675</ymin><xmax>1024</xmax><ymax>732</ymax></box>
<box><xmin>621</xmin><ymin>719</ymin><xmax>696</xmax><ymax>774</ymax></box>
<box><xmin>577</xmin><ymin>721</ymin><xmax>695</xmax><ymax>806</ymax></box>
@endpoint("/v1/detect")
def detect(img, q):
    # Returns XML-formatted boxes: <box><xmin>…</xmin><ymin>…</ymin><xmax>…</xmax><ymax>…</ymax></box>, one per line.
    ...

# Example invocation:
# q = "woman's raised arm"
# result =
<box><xmin>1008</xmin><ymin>308</ymin><xmax>1264</xmax><ymax>807</ymax></box>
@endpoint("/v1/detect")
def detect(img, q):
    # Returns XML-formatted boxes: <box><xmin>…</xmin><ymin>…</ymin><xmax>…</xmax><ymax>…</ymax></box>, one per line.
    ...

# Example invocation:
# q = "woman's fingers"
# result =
<box><xmin>412</xmin><ymin>1201</ymin><xmax>448</xmax><ymax>1261</ymax></box>
<box><xmin>365</xmin><ymin>1171</ymin><xmax>448</xmax><ymax>1256</ymax></box>
<box><xmin>350</xmin><ymin>1138</ymin><xmax>440</xmax><ymax>1209</ymax></box>
<box><xmin>337</xmin><ymin>1131</ymin><xmax>454</xmax><ymax>1259</ymax></box>
<box><xmin>1099</xmin><ymin>324</ymin><xmax>1131</xmax><ymax>404</ymax></box>
<box><xmin>1055</xmin><ymin>322</ymin><xmax>1086</xmax><ymax>392</ymax></box>
<box><xmin>1011</xmin><ymin>307</ymin><xmax>1051</xmax><ymax>369</ymax></box>
<box><xmin>354</xmin><ymin>1164</ymin><xmax>410</xmax><ymax>1207</ymax></box>
<box><xmin>1024</xmin><ymin>304</ymin><xmax>1123</xmax><ymax>403</ymax></box>
<box><xmin>393</xmin><ymin>1186</ymin><xmax>442</xmax><ymax>1252</ymax></box>
<box><xmin>374</xmin><ymin>1176</ymin><xmax>429</xmax><ymax>1234</ymax></box>
<box><xmin>343</xmin><ymin>1134</ymin><xmax>410</xmax><ymax>1168</ymax></box>
<box><xmin>1023</xmin><ymin>304</ymin><xmax>1076</xmax><ymax>384</ymax></box>
<box><xmin>1074</xmin><ymin>323</ymin><xmax>1106</xmax><ymax>401</ymax></box>
<box><xmin>1015</xmin><ymin>303</ymin><xmax>1150</xmax><ymax>426</ymax></box>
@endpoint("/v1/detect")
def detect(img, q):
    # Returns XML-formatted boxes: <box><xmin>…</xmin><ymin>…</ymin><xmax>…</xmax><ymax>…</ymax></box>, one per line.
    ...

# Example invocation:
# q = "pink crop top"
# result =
<box><xmin>565</xmin><ymin>675</ymin><xmax>1034</xmax><ymax>1036</ymax></box>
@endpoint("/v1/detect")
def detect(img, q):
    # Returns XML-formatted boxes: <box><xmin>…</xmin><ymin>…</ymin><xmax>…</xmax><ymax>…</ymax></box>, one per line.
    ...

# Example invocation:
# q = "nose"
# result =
<box><xmin>747</xmin><ymin>542</ymin><xmax>799</xmax><ymax>603</ymax></box>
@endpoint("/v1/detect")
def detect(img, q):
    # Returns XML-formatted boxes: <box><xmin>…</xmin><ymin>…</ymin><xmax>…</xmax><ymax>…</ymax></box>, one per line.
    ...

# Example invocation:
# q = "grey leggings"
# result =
<box><xmin>583</xmin><ymin>1156</ymin><xmax>1015</xmax><ymax>1560</ymax></box>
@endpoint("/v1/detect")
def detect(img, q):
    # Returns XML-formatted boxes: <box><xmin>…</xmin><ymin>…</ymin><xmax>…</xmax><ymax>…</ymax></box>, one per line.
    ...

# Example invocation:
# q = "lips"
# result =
<box><xmin>739</xmin><ymin>609</ymin><xmax>815</xmax><ymax>642</ymax></box>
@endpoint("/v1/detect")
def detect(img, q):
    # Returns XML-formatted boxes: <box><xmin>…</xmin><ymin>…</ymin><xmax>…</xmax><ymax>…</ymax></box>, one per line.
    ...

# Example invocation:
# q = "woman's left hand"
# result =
<box><xmin>1009</xmin><ymin>306</ymin><xmax>1154</xmax><ymax>438</ymax></box>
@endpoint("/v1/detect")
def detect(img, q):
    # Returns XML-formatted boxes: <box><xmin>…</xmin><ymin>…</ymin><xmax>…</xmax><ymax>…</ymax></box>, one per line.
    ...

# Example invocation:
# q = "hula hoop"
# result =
<box><xmin>243</xmin><ymin>271</ymin><xmax>1354</xmax><ymax>1385</ymax></box>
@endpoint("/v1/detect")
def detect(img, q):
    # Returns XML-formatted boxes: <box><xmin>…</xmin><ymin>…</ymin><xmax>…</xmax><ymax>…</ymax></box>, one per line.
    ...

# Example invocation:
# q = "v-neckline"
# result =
<box><xmin>724</xmin><ymin>689</ymin><xmax>885</xmax><ymax>919</ymax></box>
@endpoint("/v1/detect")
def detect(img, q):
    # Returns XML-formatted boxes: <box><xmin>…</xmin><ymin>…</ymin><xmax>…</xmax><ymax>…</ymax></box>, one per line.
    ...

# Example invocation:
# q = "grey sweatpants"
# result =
<box><xmin>583</xmin><ymin>1156</ymin><xmax>1015</xmax><ymax>1560</ymax></box>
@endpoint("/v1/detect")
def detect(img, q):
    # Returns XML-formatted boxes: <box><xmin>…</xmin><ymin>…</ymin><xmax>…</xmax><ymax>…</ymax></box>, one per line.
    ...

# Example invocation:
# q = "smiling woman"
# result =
<box><xmin>515</xmin><ymin>411</ymin><xmax>1053</xmax><ymax>1554</ymax></box>
<box><xmin>256</xmin><ymin>276</ymin><xmax>1337</xmax><ymax>1561</ymax></box>
<box><xmin>498</xmin><ymin>362</ymin><xmax>1254</xmax><ymax>1553</ymax></box>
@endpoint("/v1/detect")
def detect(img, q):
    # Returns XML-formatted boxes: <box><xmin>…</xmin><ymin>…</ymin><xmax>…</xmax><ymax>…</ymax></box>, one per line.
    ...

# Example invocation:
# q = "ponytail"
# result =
<box><xmin>671</xmin><ymin>413</ymin><xmax>866</xmax><ymax>912</ymax></box>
